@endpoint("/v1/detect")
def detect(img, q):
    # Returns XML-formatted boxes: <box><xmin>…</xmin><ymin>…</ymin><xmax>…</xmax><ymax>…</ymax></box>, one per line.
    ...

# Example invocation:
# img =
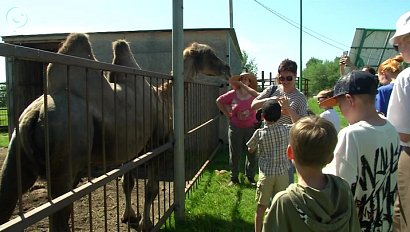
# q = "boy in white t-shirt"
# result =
<box><xmin>315</xmin><ymin>88</ymin><xmax>340</xmax><ymax>132</ymax></box>
<box><xmin>320</xmin><ymin>70</ymin><xmax>400</xmax><ymax>231</ymax></box>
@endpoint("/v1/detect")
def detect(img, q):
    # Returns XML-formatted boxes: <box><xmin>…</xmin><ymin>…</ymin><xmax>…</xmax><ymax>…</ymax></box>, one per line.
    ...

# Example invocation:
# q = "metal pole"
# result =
<box><xmin>229</xmin><ymin>0</ymin><xmax>233</xmax><ymax>28</ymax></box>
<box><xmin>172</xmin><ymin>0</ymin><xmax>185</xmax><ymax>223</ymax></box>
<box><xmin>228</xmin><ymin>0</ymin><xmax>233</xmax><ymax>67</ymax></box>
<box><xmin>299</xmin><ymin>0</ymin><xmax>303</xmax><ymax>91</ymax></box>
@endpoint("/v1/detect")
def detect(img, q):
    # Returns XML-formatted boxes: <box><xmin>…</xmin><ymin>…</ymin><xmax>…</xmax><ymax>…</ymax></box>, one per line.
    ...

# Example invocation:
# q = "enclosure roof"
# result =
<box><xmin>349</xmin><ymin>28</ymin><xmax>399</xmax><ymax>70</ymax></box>
<box><xmin>1</xmin><ymin>28</ymin><xmax>241</xmax><ymax>54</ymax></box>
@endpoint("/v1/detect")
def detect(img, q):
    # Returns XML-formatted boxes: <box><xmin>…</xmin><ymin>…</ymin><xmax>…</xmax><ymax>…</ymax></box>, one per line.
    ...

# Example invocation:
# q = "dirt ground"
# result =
<box><xmin>0</xmin><ymin>148</ymin><xmax>174</xmax><ymax>231</ymax></box>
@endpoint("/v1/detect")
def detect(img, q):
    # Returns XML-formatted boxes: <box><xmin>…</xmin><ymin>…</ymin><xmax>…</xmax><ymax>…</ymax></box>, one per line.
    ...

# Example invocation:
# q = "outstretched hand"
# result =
<box><xmin>278</xmin><ymin>96</ymin><xmax>290</xmax><ymax>116</ymax></box>
<box><xmin>229</xmin><ymin>78</ymin><xmax>243</xmax><ymax>88</ymax></box>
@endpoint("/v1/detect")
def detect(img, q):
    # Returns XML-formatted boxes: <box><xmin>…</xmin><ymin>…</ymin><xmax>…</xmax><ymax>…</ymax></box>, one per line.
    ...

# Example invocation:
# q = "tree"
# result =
<box><xmin>302</xmin><ymin>57</ymin><xmax>340</xmax><ymax>97</ymax></box>
<box><xmin>241</xmin><ymin>50</ymin><xmax>258</xmax><ymax>75</ymax></box>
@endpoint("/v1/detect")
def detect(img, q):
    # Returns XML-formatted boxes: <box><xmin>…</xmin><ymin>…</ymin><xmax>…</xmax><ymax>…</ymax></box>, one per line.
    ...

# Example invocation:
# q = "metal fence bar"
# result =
<box><xmin>0</xmin><ymin>43</ymin><xmax>170</xmax><ymax>80</ymax></box>
<box><xmin>0</xmin><ymin>142</ymin><xmax>172</xmax><ymax>231</ymax></box>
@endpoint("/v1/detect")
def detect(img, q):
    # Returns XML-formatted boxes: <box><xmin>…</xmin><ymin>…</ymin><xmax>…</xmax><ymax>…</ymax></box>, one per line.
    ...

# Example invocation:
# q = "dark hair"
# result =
<box><xmin>262</xmin><ymin>100</ymin><xmax>281</xmax><ymax>122</ymax></box>
<box><xmin>363</xmin><ymin>65</ymin><xmax>376</xmax><ymax>75</ymax></box>
<box><xmin>278</xmin><ymin>59</ymin><xmax>297</xmax><ymax>74</ymax></box>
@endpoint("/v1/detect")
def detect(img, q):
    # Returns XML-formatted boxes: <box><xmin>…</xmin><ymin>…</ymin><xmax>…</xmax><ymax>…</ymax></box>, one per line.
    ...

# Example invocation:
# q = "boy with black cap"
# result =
<box><xmin>321</xmin><ymin>70</ymin><xmax>400</xmax><ymax>231</ymax></box>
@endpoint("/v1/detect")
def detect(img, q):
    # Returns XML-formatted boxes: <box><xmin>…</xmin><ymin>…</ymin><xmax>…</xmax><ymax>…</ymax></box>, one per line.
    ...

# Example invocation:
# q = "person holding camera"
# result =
<box><xmin>339</xmin><ymin>52</ymin><xmax>376</xmax><ymax>77</ymax></box>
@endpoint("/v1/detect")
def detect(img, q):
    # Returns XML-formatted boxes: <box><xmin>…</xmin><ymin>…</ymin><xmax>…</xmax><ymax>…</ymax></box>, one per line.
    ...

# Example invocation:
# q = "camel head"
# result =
<box><xmin>183</xmin><ymin>42</ymin><xmax>231</xmax><ymax>81</ymax></box>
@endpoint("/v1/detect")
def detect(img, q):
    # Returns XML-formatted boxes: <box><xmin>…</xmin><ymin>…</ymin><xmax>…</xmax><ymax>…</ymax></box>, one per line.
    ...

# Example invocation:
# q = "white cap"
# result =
<box><xmin>390</xmin><ymin>11</ymin><xmax>410</xmax><ymax>44</ymax></box>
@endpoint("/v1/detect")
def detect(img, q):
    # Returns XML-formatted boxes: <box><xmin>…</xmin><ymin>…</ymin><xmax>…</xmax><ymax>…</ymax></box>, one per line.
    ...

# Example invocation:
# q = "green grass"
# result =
<box><xmin>0</xmin><ymin>132</ymin><xmax>8</xmax><ymax>148</ymax></box>
<box><xmin>162</xmin><ymin>146</ymin><xmax>256</xmax><ymax>232</ymax></box>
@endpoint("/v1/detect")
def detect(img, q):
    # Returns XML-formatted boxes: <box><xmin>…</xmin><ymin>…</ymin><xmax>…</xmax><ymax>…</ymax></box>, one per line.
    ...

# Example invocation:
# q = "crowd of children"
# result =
<box><xmin>216</xmin><ymin>11</ymin><xmax>410</xmax><ymax>232</ymax></box>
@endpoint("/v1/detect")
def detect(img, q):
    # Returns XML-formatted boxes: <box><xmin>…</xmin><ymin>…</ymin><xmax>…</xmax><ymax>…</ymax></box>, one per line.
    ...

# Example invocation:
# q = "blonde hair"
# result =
<box><xmin>378</xmin><ymin>55</ymin><xmax>403</xmax><ymax>75</ymax></box>
<box><xmin>289</xmin><ymin>116</ymin><xmax>337</xmax><ymax>168</ymax></box>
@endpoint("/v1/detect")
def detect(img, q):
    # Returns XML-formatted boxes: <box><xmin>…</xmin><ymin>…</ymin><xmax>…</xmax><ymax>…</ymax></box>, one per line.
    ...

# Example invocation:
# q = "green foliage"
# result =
<box><xmin>241</xmin><ymin>50</ymin><xmax>258</xmax><ymax>76</ymax></box>
<box><xmin>303</xmin><ymin>57</ymin><xmax>340</xmax><ymax>97</ymax></box>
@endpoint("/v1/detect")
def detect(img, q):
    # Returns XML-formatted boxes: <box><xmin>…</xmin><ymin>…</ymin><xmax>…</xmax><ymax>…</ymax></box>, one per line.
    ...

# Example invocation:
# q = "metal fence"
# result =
<box><xmin>258</xmin><ymin>71</ymin><xmax>310</xmax><ymax>97</ymax></box>
<box><xmin>0</xmin><ymin>41</ymin><xmax>223</xmax><ymax>231</ymax></box>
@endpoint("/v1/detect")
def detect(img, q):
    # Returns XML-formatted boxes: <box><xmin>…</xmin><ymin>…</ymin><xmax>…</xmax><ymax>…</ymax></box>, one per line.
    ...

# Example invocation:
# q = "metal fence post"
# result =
<box><xmin>172</xmin><ymin>0</ymin><xmax>185</xmax><ymax>224</ymax></box>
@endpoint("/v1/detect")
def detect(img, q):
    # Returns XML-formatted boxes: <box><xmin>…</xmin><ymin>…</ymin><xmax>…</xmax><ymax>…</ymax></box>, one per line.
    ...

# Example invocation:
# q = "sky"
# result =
<box><xmin>0</xmin><ymin>0</ymin><xmax>408</xmax><ymax>82</ymax></box>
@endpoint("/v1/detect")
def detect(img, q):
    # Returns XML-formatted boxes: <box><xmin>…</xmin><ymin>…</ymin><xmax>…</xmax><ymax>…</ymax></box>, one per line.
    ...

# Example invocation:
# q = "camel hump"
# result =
<box><xmin>112</xmin><ymin>39</ymin><xmax>141</xmax><ymax>69</ymax></box>
<box><xmin>57</xmin><ymin>33</ymin><xmax>94</xmax><ymax>59</ymax></box>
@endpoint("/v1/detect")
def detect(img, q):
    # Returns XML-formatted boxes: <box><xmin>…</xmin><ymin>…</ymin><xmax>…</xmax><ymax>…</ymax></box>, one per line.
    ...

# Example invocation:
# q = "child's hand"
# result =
<box><xmin>278</xmin><ymin>96</ymin><xmax>290</xmax><ymax>109</ymax></box>
<box><xmin>278</xmin><ymin>96</ymin><xmax>290</xmax><ymax>115</ymax></box>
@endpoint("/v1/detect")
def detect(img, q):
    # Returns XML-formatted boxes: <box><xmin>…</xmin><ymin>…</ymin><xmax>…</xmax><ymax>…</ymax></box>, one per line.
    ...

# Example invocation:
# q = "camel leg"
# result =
<box><xmin>48</xmin><ymin>167</ymin><xmax>81</xmax><ymax>232</ymax></box>
<box><xmin>0</xmin><ymin>140</ymin><xmax>38</xmax><ymax>224</ymax></box>
<box><xmin>140</xmin><ymin>163</ymin><xmax>159</xmax><ymax>232</ymax></box>
<box><xmin>121</xmin><ymin>172</ymin><xmax>140</xmax><ymax>225</ymax></box>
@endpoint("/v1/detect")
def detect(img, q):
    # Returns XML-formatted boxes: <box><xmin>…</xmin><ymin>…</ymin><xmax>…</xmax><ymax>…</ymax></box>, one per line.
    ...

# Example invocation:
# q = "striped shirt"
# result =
<box><xmin>256</xmin><ymin>85</ymin><xmax>307</xmax><ymax>124</ymax></box>
<box><xmin>246</xmin><ymin>123</ymin><xmax>292</xmax><ymax>176</ymax></box>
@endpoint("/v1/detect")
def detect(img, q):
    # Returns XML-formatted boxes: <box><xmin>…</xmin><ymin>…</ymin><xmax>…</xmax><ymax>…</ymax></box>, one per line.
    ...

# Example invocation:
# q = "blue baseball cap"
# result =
<box><xmin>320</xmin><ymin>71</ymin><xmax>378</xmax><ymax>107</ymax></box>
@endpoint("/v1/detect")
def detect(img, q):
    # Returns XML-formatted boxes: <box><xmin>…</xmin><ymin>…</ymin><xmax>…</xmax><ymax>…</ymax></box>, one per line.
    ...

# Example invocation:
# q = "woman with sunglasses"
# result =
<box><xmin>386</xmin><ymin>11</ymin><xmax>410</xmax><ymax>232</ymax></box>
<box><xmin>250</xmin><ymin>59</ymin><xmax>307</xmax><ymax>124</ymax></box>
<box><xmin>250</xmin><ymin>59</ymin><xmax>308</xmax><ymax>184</ymax></box>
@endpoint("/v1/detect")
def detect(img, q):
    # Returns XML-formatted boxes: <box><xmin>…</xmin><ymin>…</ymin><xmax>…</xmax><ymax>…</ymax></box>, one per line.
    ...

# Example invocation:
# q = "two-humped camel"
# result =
<box><xmin>0</xmin><ymin>33</ymin><xmax>230</xmax><ymax>231</ymax></box>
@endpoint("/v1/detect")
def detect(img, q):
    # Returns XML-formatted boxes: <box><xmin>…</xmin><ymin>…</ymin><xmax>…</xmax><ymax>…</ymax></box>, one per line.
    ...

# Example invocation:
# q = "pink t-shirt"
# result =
<box><xmin>217</xmin><ymin>90</ymin><xmax>257</xmax><ymax>128</ymax></box>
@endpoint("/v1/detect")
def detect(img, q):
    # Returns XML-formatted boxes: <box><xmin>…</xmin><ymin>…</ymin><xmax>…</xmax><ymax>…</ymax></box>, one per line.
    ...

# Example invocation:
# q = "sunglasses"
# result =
<box><xmin>393</xmin><ymin>44</ymin><xmax>399</xmax><ymax>52</ymax></box>
<box><xmin>279</xmin><ymin>76</ymin><xmax>293</xmax><ymax>81</ymax></box>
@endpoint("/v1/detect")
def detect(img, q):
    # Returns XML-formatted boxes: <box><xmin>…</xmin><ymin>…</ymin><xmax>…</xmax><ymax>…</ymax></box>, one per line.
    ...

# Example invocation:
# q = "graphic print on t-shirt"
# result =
<box><xmin>354</xmin><ymin>143</ymin><xmax>399</xmax><ymax>231</ymax></box>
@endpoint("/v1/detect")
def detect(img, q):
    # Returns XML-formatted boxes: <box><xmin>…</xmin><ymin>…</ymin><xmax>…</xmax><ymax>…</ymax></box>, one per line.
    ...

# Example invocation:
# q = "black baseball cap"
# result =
<box><xmin>320</xmin><ymin>71</ymin><xmax>378</xmax><ymax>107</ymax></box>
